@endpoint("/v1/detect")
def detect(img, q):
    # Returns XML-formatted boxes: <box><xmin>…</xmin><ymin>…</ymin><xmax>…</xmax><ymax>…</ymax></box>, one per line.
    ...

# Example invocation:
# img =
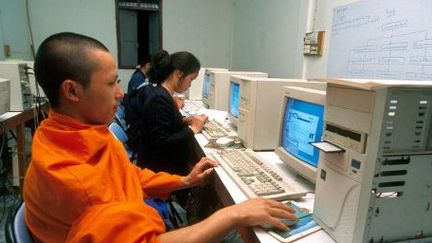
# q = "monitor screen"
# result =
<box><xmin>229</xmin><ymin>81</ymin><xmax>240</xmax><ymax>118</ymax></box>
<box><xmin>202</xmin><ymin>73</ymin><xmax>211</xmax><ymax>98</ymax></box>
<box><xmin>281</xmin><ymin>98</ymin><xmax>324</xmax><ymax>168</ymax></box>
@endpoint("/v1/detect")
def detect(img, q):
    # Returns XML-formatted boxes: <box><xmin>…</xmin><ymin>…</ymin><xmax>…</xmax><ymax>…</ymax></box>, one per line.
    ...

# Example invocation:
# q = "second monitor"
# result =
<box><xmin>202</xmin><ymin>70</ymin><xmax>268</xmax><ymax>111</ymax></box>
<box><xmin>187</xmin><ymin>67</ymin><xmax>227</xmax><ymax>100</ymax></box>
<box><xmin>229</xmin><ymin>75</ymin><xmax>326</xmax><ymax>152</ymax></box>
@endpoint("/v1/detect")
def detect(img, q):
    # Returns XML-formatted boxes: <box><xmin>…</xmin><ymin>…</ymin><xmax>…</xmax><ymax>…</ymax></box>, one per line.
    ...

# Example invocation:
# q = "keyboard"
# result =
<box><xmin>202</xmin><ymin>119</ymin><xmax>237</xmax><ymax>141</ymax></box>
<box><xmin>210</xmin><ymin>148</ymin><xmax>308</xmax><ymax>201</ymax></box>
<box><xmin>182</xmin><ymin>100</ymin><xmax>205</xmax><ymax>115</ymax></box>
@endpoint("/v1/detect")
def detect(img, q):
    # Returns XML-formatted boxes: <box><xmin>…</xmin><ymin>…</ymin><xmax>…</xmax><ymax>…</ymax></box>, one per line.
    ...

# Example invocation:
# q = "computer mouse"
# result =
<box><xmin>278</xmin><ymin>217</ymin><xmax>299</xmax><ymax>227</ymax></box>
<box><xmin>215</xmin><ymin>137</ymin><xmax>235</xmax><ymax>148</ymax></box>
<box><xmin>260</xmin><ymin>217</ymin><xmax>298</xmax><ymax>229</ymax></box>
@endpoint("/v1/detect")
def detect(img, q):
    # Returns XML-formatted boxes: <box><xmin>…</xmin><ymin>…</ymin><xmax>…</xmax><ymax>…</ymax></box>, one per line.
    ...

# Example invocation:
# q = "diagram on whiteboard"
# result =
<box><xmin>327</xmin><ymin>0</ymin><xmax>432</xmax><ymax>80</ymax></box>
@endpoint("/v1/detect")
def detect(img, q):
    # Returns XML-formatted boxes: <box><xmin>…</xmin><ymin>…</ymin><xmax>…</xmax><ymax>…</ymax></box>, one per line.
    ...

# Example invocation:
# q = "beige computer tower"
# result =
<box><xmin>313</xmin><ymin>79</ymin><xmax>432</xmax><ymax>243</ymax></box>
<box><xmin>25</xmin><ymin>61</ymin><xmax>46</xmax><ymax>98</ymax></box>
<box><xmin>0</xmin><ymin>78</ymin><xmax>10</xmax><ymax>115</ymax></box>
<box><xmin>236</xmin><ymin>76</ymin><xmax>326</xmax><ymax>151</ymax></box>
<box><xmin>0</xmin><ymin>61</ymin><xmax>32</xmax><ymax>111</ymax></box>
<box><xmin>203</xmin><ymin>70</ymin><xmax>268</xmax><ymax>111</ymax></box>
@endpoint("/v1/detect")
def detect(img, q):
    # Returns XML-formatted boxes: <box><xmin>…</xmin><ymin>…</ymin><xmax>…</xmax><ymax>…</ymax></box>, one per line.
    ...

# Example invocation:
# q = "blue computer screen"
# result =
<box><xmin>229</xmin><ymin>82</ymin><xmax>240</xmax><ymax>118</ymax></box>
<box><xmin>281</xmin><ymin>98</ymin><xmax>324</xmax><ymax>168</ymax></box>
<box><xmin>203</xmin><ymin>73</ymin><xmax>211</xmax><ymax>98</ymax></box>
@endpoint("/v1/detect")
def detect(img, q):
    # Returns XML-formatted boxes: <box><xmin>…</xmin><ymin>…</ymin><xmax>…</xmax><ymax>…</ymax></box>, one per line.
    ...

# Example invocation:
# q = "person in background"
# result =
<box><xmin>126</xmin><ymin>50</ymin><xmax>208</xmax><ymax>176</ymax></box>
<box><xmin>124</xmin><ymin>54</ymin><xmax>184</xmax><ymax>124</ymax></box>
<box><xmin>124</xmin><ymin>50</ymin><xmax>213</xmax><ymax>221</ymax></box>
<box><xmin>23</xmin><ymin>32</ymin><xmax>297</xmax><ymax>243</ymax></box>
<box><xmin>127</xmin><ymin>54</ymin><xmax>152</xmax><ymax>94</ymax></box>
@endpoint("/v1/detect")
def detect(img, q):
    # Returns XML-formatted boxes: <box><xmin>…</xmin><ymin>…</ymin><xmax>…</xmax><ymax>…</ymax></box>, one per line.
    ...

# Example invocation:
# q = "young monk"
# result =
<box><xmin>23</xmin><ymin>32</ymin><xmax>297</xmax><ymax>243</ymax></box>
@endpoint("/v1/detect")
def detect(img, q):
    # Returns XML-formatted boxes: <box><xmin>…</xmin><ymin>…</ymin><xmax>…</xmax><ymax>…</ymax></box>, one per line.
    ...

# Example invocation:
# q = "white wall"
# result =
<box><xmin>230</xmin><ymin>0</ymin><xmax>311</xmax><ymax>78</ymax></box>
<box><xmin>0</xmin><ymin>0</ymin><xmax>33</xmax><ymax>60</ymax></box>
<box><xmin>3</xmin><ymin>0</ymin><xmax>362</xmax><ymax>88</ymax></box>
<box><xmin>229</xmin><ymin>0</ymin><xmax>360</xmax><ymax>80</ymax></box>
<box><xmin>162</xmin><ymin>0</ymin><xmax>234</xmax><ymax>69</ymax></box>
<box><xmin>28</xmin><ymin>0</ymin><xmax>118</xmax><ymax>55</ymax></box>
<box><xmin>303</xmin><ymin>0</ymin><xmax>359</xmax><ymax>79</ymax></box>
<box><xmin>26</xmin><ymin>0</ymin><xmax>234</xmax><ymax>91</ymax></box>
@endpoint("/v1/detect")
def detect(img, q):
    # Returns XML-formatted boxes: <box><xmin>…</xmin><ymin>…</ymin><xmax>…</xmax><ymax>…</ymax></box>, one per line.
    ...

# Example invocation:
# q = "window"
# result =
<box><xmin>115</xmin><ymin>0</ymin><xmax>162</xmax><ymax>68</ymax></box>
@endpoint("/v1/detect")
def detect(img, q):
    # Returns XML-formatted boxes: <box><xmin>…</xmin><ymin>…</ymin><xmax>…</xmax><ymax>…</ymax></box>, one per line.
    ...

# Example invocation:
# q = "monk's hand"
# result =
<box><xmin>181</xmin><ymin>157</ymin><xmax>219</xmax><ymax>188</ymax></box>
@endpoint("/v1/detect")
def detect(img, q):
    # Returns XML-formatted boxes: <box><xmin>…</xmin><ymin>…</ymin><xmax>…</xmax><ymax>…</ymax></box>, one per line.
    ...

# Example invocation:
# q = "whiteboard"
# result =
<box><xmin>327</xmin><ymin>0</ymin><xmax>432</xmax><ymax>80</ymax></box>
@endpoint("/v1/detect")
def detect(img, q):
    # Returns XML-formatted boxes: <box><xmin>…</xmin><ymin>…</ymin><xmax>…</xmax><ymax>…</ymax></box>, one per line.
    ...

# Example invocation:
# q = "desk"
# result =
<box><xmin>0</xmin><ymin>103</ymin><xmax>49</xmax><ymax>188</ymax></box>
<box><xmin>194</xmin><ymin>108</ymin><xmax>335</xmax><ymax>243</ymax></box>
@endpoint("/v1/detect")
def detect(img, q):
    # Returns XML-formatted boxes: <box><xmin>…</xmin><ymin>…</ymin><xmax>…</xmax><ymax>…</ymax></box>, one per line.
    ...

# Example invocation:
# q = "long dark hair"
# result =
<box><xmin>147</xmin><ymin>50</ymin><xmax>200</xmax><ymax>85</ymax></box>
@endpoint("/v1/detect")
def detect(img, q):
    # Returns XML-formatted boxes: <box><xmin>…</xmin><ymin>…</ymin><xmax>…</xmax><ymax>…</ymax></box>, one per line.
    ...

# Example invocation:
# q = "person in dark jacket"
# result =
<box><xmin>127</xmin><ymin>55</ymin><xmax>152</xmax><ymax>94</ymax></box>
<box><xmin>126</xmin><ymin>51</ymin><xmax>214</xmax><ymax>220</ymax></box>
<box><xmin>126</xmin><ymin>50</ymin><xmax>207</xmax><ymax>174</ymax></box>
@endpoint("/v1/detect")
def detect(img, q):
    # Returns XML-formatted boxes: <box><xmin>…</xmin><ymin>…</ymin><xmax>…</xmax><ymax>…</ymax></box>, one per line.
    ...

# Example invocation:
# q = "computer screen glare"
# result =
<box><xmin>229</xmin><ymin>82</ymin><xmax>240</xmax><ymax>118</ymax></box>
<box><xmin>281</xmin><ymin>98</ymin><xmax>324</xmax><ymax>167</ymax></box>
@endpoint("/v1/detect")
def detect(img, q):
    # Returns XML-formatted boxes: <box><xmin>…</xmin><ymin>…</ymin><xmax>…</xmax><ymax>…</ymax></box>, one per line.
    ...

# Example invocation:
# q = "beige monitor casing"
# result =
<box><xmin>0</xmin><ymin>78</ymin><xmax>10</xmax><ymax>115</ymax></box>
<box><xmin>235</xmin><ymin>76</ymin><xmax>326</xmax><ymax>151</ymax></box>
<box><xmin>186</xmin><ymin>67</ymin><xmax>227</xmax><ymax>100</ymax></box>
<box><xmin>0</xmin><ymin>61</ymin><xmax>32</xmax><ymax>111</ymax></box>
<box><xmin>202</xmin><ymin>70</ymin><xmax>268</xmax><ymax>111</ymax></box>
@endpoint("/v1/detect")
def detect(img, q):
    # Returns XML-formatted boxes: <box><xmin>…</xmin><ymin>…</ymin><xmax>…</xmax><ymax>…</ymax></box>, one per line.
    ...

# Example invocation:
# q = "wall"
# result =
<box><xmin>25</xmin><ymin>0</ymin><xmax>234</xmax><ymax>91</ymax></box>
<box><xmin>0</xmin><ymin>0</ymin><xmax>33</xmax><ymax>60</ymax></box>
<box><xmin>162</xmin><ymin>0</ymin><xmax>234</xmax><ymax>69</ymax></box>
<box><xmin>2</xmin><ymin>0</ymin><xmax>362</xmax><ymax>88</ymax></box>
<box><xmin>229</xmin><ymin>0</ymin><xmax>360</xmax><ymax>79</ymax></box>
<box><xmin>303</xmin><ymin>0</ymin><xmax>359</xmax><ymax>79</ymax></box>
<box><xmin>230</xmin><ymin>0</ymin><xmax>311</xmax><ymax>78</ymax></box>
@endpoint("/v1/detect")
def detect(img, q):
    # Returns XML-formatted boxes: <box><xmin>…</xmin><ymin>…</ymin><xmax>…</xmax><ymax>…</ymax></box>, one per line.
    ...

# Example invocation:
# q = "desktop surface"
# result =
<box><xmin>192</xmin><ymin>104</ymin><xmax>334</xmax><ymax>242</ymax></box>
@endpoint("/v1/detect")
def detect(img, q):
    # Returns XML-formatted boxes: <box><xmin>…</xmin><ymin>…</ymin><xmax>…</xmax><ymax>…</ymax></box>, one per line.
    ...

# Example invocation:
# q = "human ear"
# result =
<box><xmin>175</xmin><ymin>70</ymin><xmax>184</xmax><ymax>80</ymax></box>
<box><xmin>61</xmin><ymin>80</ymin><xmax>81</xmax><ymax>102</ymax></box>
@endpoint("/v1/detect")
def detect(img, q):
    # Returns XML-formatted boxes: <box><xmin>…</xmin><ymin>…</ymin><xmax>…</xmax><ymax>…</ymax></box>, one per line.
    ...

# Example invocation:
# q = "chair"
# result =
<box><xmin>5</xmin><ymin>202</ymin><xmax>34</xmax><ymax>243</ymax></box>
<box><xmin>108</xmin><ymin>121</ymin><xmax>136</xmax><ymax>161</ymax></box>
<box><xmin>115</xmin><ymin>105</ymin><xmax>128</xmax><ymax>130</ymax></box>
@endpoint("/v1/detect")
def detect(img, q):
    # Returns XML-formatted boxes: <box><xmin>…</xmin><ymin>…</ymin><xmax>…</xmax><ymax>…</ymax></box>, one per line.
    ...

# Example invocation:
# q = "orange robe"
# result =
<box><xmin>23</xmin><ymin>110</ymin><xmax>183</xmax><ymax>243</ymax></box>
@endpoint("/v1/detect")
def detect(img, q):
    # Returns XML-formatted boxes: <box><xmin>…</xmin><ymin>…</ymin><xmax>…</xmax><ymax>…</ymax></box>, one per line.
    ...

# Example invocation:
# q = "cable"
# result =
<box><xmin>25</xmin><ymin>0</ymin><xmax>36</xmax><ymax>59</ymax></box>
<box><xmin>0</xmin><ymin>123</ymin><xmax>5</xmax><ymax>159</ymax></box>
<box><xmin>26</xmin><ymin>67</ymin><xmax>46</xmax><ymax>128</ymax></box>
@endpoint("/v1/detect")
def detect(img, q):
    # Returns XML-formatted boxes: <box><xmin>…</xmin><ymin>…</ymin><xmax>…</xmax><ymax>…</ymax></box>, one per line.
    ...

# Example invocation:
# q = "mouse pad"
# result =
<box><xmin>267</xmin><ymin>201</ymin><xmax>321</xmax><ymax>242</ymax></box>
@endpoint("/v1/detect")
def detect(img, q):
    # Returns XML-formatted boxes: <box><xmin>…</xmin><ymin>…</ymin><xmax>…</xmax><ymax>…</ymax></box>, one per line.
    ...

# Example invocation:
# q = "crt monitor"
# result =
<box><xmin>234</xmin><ymin>76</ymin><xmax>326</xmax><ymax>151</ymax></box>
<box><xmin>193</xmin><ymin>67</ymin><xmax>227</xmax><ymax>101</ymax></box>
<box><xmin>0</xmin><ymin>78</ymin><xmax>10</xmax><ymax>115</ymax></box>
<box><xmin>202</xmin><ymin>70</ymin><xmax>268</xmax><ymax>111</ymax></box>
<box><xmin>228</xmin><ymin>78</ymin><xmax>241</xmax><ymax>127</ymax></box>
<box><xmin>275</xmin><ymin>86</ymin><xmax>326</xmax><ymax>183</ymax></box>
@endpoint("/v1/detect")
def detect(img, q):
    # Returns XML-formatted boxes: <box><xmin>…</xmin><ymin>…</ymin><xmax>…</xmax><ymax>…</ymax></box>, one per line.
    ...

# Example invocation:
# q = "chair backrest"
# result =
<box><xmin>108</xmin><ymin>121</ymin><xmax>136</xmax><ymax>162</ymax></box>
<box><xmin>116</xmin><ymin>104</ymin><xmax>126</xmax><ymax>120</ymax></box>
<box><xmin>5</xmin><ymin>202</ymin><xmax>34</xmax><ymax>243</ymax></box>
<box><xmin>108</xmin><ymin>122</ymin><xmax>128</xmax><ymax>144</ymax></box>
<box><xmin>115</xmin><ymin>105</ymin><xmax>128</xmax><ymax>130</ymax></box>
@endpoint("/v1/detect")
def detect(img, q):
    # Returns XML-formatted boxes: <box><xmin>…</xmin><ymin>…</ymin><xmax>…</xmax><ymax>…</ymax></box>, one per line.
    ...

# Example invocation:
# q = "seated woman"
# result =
<box><xmin>127</xmin><ymin>50</ymin><xmax>206</xmax><ymax>173</ymax></box>
<box><xmin>126</xmin><ymin>50</ymin><xmax>214</xmax><ymax>220</ymax></box>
